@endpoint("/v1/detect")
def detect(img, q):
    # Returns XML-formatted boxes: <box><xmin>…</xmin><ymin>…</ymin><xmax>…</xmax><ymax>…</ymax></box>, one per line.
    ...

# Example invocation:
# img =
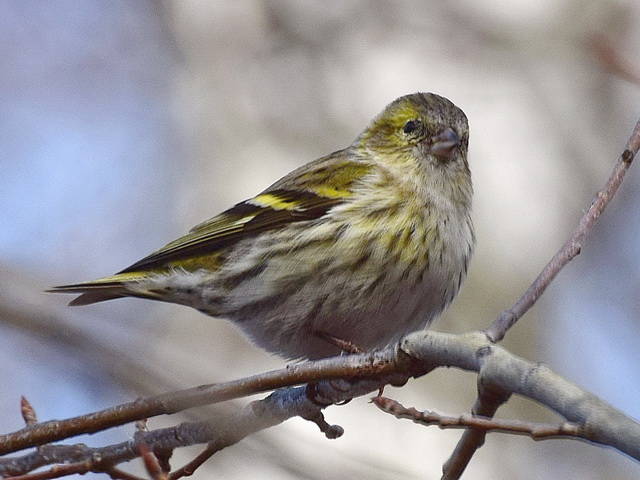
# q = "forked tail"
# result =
<box><xmin>47</xmin><ymin>272</ymin><xmax>152</xmax><ymax>306</ymax></box>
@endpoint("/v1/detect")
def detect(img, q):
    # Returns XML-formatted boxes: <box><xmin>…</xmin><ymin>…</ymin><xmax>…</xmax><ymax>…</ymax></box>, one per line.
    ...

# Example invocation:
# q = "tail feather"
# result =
<box><xmin>48</xmin><ymin>272</ymin><xmax>149</xmax><ymax>306</ymax></box>
<box><xmin>68</xmin><ymin>290</ymin><xmax>127</xmax><ymax>306</ymax></box>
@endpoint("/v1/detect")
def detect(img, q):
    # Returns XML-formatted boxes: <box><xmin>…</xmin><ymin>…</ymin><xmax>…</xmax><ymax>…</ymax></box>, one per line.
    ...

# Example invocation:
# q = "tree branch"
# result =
<box><xmin>1</xmin><ymin>331</ymin><xmax>639</xmax><ymax>478</ymax></box>
<box><xmin>0</xmin><ymin>381</ymin><xmax>369</xmax><ymax>478</ymax></box>
<box><xmin>401</xmin><ymin>332</ymin><xmax>640</xmax><ymax>459</ymax></box>
<box><xmin>0</xmin><ymin>350</ymin><xmax>410</xmax><ymax>456</ymax></box>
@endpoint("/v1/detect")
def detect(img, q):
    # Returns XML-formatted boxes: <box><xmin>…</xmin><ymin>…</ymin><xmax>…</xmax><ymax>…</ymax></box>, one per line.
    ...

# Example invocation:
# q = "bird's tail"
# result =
<box><xmin>47</xmin><ymin>272</ymin><xmax>153</xmax><ymax>306</ymax></box>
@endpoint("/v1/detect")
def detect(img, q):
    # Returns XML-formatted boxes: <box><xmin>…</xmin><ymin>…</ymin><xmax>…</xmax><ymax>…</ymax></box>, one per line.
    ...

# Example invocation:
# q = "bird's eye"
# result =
<box><xmin>403</xmin><ymin>120</ymin><xmax>420</xmax><ymax>135</ymax></box>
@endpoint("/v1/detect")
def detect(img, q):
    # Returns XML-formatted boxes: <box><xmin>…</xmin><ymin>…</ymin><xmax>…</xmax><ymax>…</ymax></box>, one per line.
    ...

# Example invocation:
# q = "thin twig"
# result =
<box><xmin>2</xmin><ymin>463</ymin><xmax>145</xmax><ymax>480</ymax></box>
<box><xmin>2</xmin><ymin>462</ymin><xmax>92</xmax><ymax>480</ymax></box>
<box><xmin>168</xmin><ymin>444</ymin><xmax>218</xmax><ymax>480</ymax></box>
<box><xmin>139</xmin><ymin>443</ymin><xmax>168</xmax><ymax>480</ymax></box>
<box><xmin>486</xmin><ymin>118</ymin><xmax>640</xmax><ymax>342</ymax></box>
<box><xmin>135</xmin><ymin>422</ymin><xmax>172</xmax><ymax>475</ymax></box>
<box><xmin>441</xmin><ymin>387</ymin><xmax>509</xmax><ymax>480</ymax></box>
<box><xmin>20</xmin><ymin>397</ymin><xmax>37</xmax><ymax>426</ymax></box>
<box><xmin>373</xmin><ymin>397</ymin><xmax>582</xmax><ymax>439</ymax></box>
<box><xmin>107</xmin><ymin>467</ymin><xmax>148</xmax><ymax>480</ymax></box>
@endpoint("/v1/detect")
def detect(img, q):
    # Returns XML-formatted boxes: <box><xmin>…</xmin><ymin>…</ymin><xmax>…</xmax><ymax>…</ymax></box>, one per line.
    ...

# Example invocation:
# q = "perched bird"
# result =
<box><xmin>50</xmin><ymin>92</ymin><xmax>474</xmax><ymax>360</ymax></box>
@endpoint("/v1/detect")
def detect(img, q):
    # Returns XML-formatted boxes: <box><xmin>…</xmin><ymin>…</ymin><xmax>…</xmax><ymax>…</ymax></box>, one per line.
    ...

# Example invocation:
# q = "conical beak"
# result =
<box><xmin>430</xmin><ymin>128</ymin><xmax>460</xmax><ymax>159</ymax></box>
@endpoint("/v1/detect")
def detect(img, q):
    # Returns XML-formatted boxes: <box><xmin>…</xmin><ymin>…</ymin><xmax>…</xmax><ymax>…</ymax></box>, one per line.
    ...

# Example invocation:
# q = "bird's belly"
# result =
<box><xmin>221</xmin><ymin>240</ymin><xmax>465</xmax><ymax>360</ymax></box>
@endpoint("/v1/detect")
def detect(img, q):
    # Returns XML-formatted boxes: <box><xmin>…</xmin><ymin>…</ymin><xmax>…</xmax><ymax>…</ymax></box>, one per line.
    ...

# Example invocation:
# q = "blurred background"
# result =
<box><xmin>2</xmin><ymin>1</ymin><xmax>640</xmax><ymax>478</ymax></box>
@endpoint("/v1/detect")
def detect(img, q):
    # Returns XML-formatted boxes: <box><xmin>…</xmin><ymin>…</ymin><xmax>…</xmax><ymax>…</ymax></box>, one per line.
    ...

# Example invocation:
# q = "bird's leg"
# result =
<box><xmin>305</xmin><ymin>331</ymin><xmax>367</xmax><ymax>406</ymax></box>
<box><xmin>316</xmin><ymin>331</ymin><xmax>387</xmax><ymax>397</ymax></box>
<box><xmin>314</xmin><ymin>330</ymin><xmax>364</xmax><ymax>354</ymax></box>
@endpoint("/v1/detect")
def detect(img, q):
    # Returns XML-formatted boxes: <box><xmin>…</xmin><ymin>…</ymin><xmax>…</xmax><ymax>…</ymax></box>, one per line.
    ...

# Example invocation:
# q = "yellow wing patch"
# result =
<box><xmin>250</xmin><ymin>193</ymin><xmax>302</xmax><ymax>210</ymax></box>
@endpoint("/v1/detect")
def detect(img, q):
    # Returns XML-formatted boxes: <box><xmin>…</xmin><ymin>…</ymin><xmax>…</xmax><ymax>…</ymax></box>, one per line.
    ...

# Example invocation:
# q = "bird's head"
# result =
<box><xmin>355</xmin><ymin>92</ymin><xmax>469</xmax><ymax>169</ymax></box>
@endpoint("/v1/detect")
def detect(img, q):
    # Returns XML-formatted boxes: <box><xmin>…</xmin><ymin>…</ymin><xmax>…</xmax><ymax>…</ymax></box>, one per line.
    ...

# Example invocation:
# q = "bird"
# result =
<box><xmin>49</xmin><ymin>92</ymin><xmax>474</xmax><ymax>360</ymax></box>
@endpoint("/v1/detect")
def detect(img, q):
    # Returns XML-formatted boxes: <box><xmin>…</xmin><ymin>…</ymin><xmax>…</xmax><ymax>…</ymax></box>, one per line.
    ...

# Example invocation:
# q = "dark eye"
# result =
<box><xmin>403</xmin><ymin>119</ymin><xmax>420</xmax><ymax>134</ymax></box>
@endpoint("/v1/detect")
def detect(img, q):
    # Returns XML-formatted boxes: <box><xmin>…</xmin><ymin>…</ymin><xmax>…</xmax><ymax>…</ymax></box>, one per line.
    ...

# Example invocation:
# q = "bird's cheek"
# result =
<box><xmin>415</xmin><ymin>141</ymin><xmax>432</xmax><ymax>162</ymax></box>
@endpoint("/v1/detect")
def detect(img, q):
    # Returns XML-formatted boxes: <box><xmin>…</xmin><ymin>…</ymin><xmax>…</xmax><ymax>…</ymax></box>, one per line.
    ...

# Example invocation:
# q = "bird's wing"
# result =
<box><xmin>118</xmin><ymin>152</ymin><xmax>373</xmax><ymax>273</ymax></box>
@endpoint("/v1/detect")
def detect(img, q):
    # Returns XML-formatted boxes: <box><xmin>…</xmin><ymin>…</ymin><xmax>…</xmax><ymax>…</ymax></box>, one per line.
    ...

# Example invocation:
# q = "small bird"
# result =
<box><xmin>50</xmin><ymin>93</ymin><xmax>474</xmax><ymax>360</ymax></box>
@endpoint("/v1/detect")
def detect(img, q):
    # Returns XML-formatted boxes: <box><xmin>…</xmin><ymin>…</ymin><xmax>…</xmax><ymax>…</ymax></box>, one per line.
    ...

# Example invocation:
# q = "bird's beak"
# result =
<box><xmin>429</xmin><ymin>128</ymin><xmax>460</xmax><ymax>159</ymax></box>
